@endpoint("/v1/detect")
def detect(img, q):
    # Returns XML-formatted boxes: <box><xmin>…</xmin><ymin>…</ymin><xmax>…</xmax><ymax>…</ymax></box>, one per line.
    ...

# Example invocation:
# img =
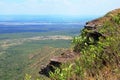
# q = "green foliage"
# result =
<box><xmin>24</xmin><ymin>74</ymin><xmax>40</xmax><ymax>80</ymax></box>
<box><xmin>72</xmin><ymin>29</ymin><xmax>88</xmax><ymax>52</ymax></box>
<box><xmin>24</xmin><ymin>74</ymin><xmax>32</xmax><ymax>80</ymax></box>
<box><xmin>112</xmin><ymin>13</ymin><xmax>120</xmax><ymax>25</ymax></box>
<box><xmin>49</xmin><ymin>64</ymin><xmax>73</xmax><ymax>80</ymax></box>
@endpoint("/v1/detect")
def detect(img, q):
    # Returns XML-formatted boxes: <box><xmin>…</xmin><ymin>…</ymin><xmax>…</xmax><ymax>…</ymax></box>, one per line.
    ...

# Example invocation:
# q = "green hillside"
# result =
<box><xmin>48</xmin><ymin>8</ymin><xmax>120</xmax><ymax>80</ymax></box>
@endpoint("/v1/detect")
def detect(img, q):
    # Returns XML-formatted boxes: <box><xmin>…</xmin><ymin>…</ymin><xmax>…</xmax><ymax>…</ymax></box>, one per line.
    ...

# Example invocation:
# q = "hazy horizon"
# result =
<box><xmin>0</xmin><ymin>15</ymin><xmax>101</xmax><ymax>23</ymax></box>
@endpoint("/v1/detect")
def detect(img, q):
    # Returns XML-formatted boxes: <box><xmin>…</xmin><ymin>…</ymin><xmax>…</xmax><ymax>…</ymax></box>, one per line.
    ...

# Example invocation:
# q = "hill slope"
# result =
<box><xmin>48</xmin><ymin>8</ymin><xmax>120</xmax><ymax>80</ymax></box>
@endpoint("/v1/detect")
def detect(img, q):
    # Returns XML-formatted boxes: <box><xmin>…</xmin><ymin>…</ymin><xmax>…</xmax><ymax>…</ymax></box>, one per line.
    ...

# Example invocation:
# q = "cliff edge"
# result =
<box><xmin>40</xmin><ymin>8</ymin><xmax>120</xmax><ymax>80</ymax></box>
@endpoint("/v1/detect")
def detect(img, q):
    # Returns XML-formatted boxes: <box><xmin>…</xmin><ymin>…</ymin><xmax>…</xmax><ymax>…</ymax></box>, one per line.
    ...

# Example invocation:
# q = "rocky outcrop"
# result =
<box><xmin>39</xmin><ymin>60</ymin><xmax>61</xmax><ymax>77</ymax></box>
<box><xmin>39</xmin><ymin>50</ymin><xmax>79</xmax><ymax>76</ymax></box>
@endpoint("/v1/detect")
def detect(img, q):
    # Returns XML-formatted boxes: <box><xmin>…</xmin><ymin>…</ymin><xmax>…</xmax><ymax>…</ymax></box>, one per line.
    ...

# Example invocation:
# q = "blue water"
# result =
<box><xmin>0</xmin><ymin>23</ymin><xmax>84</xmax><ymax>34</ymax></box>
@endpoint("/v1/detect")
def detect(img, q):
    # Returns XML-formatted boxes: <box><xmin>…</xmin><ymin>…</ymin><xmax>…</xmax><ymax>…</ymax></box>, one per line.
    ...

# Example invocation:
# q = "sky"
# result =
<box><xmin>0</xmin><ymin>0</ymin><xmax>120</xmax><ymax>16</ymax></box>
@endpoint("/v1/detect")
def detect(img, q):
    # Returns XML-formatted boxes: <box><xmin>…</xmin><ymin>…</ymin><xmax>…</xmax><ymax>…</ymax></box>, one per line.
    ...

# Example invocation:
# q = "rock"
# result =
<box><xmin>39</xmin><ymin>50</ymin><xmax>78</xmax><ymax>76</ymax></box>
<box><xmin>85</xmin><ymin>22</ymin><xmax>96</xmax><ymax>30</ymax></box>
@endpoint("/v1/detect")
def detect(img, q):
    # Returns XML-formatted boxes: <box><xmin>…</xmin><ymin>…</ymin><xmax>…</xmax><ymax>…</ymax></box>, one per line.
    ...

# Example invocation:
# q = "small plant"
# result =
<box><xmin>49</xmin><ymin>64</ymin><xmax>74</xmax><ymax>80</ymax></box>
<box><xmin>24</xmin><ymin>74</ymin><xmax>32</xmax><ymax>80</ymax></box>
<box><xmin>24</xmin><ymin>74</ymin><xmax>40</xmax><ymax>80</ymax></box>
